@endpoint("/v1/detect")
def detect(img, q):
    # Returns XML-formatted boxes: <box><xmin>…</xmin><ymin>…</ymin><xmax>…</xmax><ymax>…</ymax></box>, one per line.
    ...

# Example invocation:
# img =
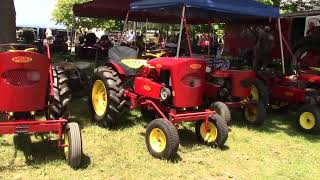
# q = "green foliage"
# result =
<box><xmin>52</xmin><ymin>0</ymin><xmax>122</xmax><ymax>31</ymax></box>
<box><xmin>257</xmin><ymin>0</ymin><xmax>320</xmax><ymax>13</ymax></box>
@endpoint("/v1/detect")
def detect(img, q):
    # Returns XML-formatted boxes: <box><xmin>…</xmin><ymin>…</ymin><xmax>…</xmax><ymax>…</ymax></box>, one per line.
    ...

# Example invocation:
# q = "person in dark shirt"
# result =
<box><xmin>253</xmin><ymin>26</ymin><xmax>274</xmax><ymax>71</ymax></box>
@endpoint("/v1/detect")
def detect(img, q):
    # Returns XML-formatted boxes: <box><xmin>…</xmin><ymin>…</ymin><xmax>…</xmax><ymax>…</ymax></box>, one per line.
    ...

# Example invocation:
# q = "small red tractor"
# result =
<box><xmin>256</xmin><ymin>69</ymin><xmax>320</xmax><ymax>134</ymax></box>
<box><xmin>205</xmin><ymin>69</ymin><xmax>268</xmax><ymax>125</ymax></box>
<box><xmin>0</xmin><ymin>43</ymin><xmax>82</xmax><ymax>168</ymax></box>
<box><xmin>89</xmin><ymin>46</ymin><xmax>229</xmax><ymax>159</ymax></box>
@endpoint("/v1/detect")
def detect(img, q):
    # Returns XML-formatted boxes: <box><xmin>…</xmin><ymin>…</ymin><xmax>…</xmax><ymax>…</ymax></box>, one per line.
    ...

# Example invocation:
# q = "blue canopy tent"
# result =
<box><xmin>130</xmin><ymin>0</ymin><xmax>279</xmax><ymax>21</ymax></box>
<box><xmin>130</xmin><ymin>0</ymin><xmax>285</xmax><ymax>73</ymax></box>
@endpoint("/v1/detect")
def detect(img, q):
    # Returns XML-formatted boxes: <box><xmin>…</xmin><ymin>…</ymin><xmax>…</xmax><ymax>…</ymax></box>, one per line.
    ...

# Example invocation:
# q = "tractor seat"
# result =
<box><xmin>108</xmin><ymin>46</ymin><xmax>147</xmax><ymax>76</ymax></box>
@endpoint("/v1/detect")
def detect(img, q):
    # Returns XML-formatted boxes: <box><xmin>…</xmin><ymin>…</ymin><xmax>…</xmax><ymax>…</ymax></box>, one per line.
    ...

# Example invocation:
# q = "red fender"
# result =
<box><xmin>105</xmin><ymin>62</ymin><xmax>126</xmax><ymax>77</ymax></box>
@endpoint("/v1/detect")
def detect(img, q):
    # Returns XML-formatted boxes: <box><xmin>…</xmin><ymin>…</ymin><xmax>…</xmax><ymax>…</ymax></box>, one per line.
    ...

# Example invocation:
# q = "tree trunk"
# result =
<box><xmin>0</xmin><ymin>0</ymin><xmax>16</xmax><ymax>44</ymax></box>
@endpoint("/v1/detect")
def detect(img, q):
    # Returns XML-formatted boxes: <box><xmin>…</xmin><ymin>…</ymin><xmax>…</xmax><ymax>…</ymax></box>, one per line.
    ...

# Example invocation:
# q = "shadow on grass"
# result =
<box><xmin>0</xmin><ymin>135</ymin><xmax>91</xmax><ymax>170</ymax></box>
<box><xmin>68</xmin><ymin>95</ymin><xmax>150</xmax><ymax>131</ymax></box>
<box><xmin>230</xmin><ymin>109</ymin><xmax>320</xmax><ymax>142</ymax></box>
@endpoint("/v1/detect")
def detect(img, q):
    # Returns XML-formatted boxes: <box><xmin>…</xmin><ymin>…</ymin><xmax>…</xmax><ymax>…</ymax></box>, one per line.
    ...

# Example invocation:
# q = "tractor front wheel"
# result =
<box><xmin>297</xmin><ymin>105</ymin><xmax>320</xmax><ymax>134</ymax></box>
<box><xmin>195</xmin><ymin>114</ymin><xmax>228</xmax><ymax>147</ymax></box>
<box><xmin>210</xmin><ymin>102</ymin><xmax>231</xmax><ymax>124</ymax></box>
<box><xmin>64</xmin><ymin>123</ymin><xmax>82</xmax><ymax>168</ymax></box>
<box><xmin>89</xmin><ymin>66</ymin><xmax>126</xmax><ymax>128</ymax></box>
<box><xmin>146</xmin><ymin>119</ymin><xmax>179</xmax><ymax>159</ymax></box>
<box><xmin>243</xmin><ymin>101</ymin><xmax>266</xmax><ymax>125</ymax></box>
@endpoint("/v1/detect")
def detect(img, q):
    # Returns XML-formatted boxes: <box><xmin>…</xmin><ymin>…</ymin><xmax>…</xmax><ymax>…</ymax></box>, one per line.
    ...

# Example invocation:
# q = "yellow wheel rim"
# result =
<box><xmin>64</xmin><ymin>133</ymin><xmax>69</xmax><ymax>159</ymax></box>
<box><xmin>245</xmin><ymin>106</ymin><xmax>258</xmax><ymax>122</ymax></box>
<box><xmin>149</xmin><ymin>128</ymin><xmax>167</xmax><ymax>153</ymax></box>
<box><xmin>92</xmin><ymin>80</ymin><xmax>108</xmax><ymax>116</ymax></box>
<box><xmin>299</xmin><ymin>112</ymin><xmax>316</xmax><ymax>130</ymax></box>
<box><xmin>251</xmin><ymin>85</ymin><xmax>259</xmax><ymax>101</ymax></box>
<box><xmin>200</xmin><ymin>121</ymin><xmax>218</xmax><ymax>143</ymax></box>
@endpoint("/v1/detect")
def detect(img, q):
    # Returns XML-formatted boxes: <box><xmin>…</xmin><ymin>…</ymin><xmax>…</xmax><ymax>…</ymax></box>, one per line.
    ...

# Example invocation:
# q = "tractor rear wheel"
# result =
<box><xmin>210</xmin><ymin>102</ymin><xmax>231</xmax><ymax>124</ymax></box>
<box><xmin>64</xmin><ymin>123</ymin><xmax>82</xmax><ymax>168</ymax></box>
<box><xmin>195</xmin><ymin>114</ymin><xmax>228</xmax><ymax>148</ymax></box>
<box><xmin>243</xmin><ymin>101</ymin><xmax>266</xmax><ymax>125</ymax></box>
<box><xmin>146</xmin><ymin>119</ymin><xmax>179</xmax><ymax>159</ymax></box>
<box><xmin>48</xmin><ymin>66</ymin><xmax>72</xmax><ymax>119</ymax></box>
<box><xmin>297</xmin><ymin>105</ymin><xmax>320</xmax><ymax>134</ymax></box>
<box><xmin>89</xmin><ymin>66</ymin><xmax>126</xmax><ymax>128</ymax></box>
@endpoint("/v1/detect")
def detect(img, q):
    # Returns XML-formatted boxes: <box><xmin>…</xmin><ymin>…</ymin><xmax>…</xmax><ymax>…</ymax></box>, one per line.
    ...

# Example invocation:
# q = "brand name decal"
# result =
<box><xmin>12</xmin><ymin>56</ymin><xmax>32</xmax><ymax>63</ymax></box>
<box><xmin>190</xmin><ymin>64</ymin><xmax>201</xmax><ymax>70</ymax></box>
<box><xmin>143</xmin><ymin>85</ymin><xmax>151</xmax><ymax>91</ymax></box>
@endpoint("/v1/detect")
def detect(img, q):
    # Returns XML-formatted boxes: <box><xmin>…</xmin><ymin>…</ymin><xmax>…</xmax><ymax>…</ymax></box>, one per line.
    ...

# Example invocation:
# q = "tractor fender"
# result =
<box><xmin>105</xmin><ymin>62</ymin><xmax>126</xmax><ymax>77</ymax></box>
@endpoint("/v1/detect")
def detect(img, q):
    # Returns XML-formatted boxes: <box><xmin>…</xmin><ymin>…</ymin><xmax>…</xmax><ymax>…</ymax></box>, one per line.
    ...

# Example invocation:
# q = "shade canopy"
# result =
<box><xmin>73</xmin><ymin>0</ymin><xmax>212</xmax><ymax>24</ymax></box>
<box><xmin>130</xmin><ymin>0</ymin><xmax>280</xmax><ymax>22</ymax></box>
<box><xmin>73</xmin><ymin>0</ymin><xmax>130</xmax><ymax>19</ymax></box>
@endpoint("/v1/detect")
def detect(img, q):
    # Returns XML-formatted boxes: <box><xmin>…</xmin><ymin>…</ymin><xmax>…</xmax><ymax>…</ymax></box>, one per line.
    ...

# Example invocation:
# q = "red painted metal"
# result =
<box><xmin>0</xmin><ymin>51</ymin><xmax>50</xmax><ymax>111</ymax></box>
<box><xmin>134</xmin><ymin>77</ymin><xmax>162</xmax><ymax>99</ymax></box>
<box><xmin>124</xmin><ymin>90</ymin><xmax>138</xmax><ymax>109</ymax></box>
<box><xmin>271</xmin><ymin>86</ymin><xmax>305</xmax><ymax>103</ymax></box>
<box><xmin>229</xmin><ymin>70</ymin><xmax>255</xmax><ymax>97</ymax></box>
<box><xmin>169</xmin><ymin>110</ymin><xmax>214</xmax><ymax>124</ymax></box>
<box><xmin>0</xmin><ymin>119</ymin><xmax>67</xmax><ymax>147</ymax></box>
<box><xmin>107</xmin><ymin>62</ymin><xmax>126</xmax><ymax>76</ymax></box>
<box><xmin>204</xmin><ymin>82</ymin><xmax>220</xmax><ymax>99</ymax></box>
<box><xmin>148</xmin><ymin>57</ymin><xmax>206</xmax><ymax>108</ymax></box>
<box><xmin>224</xmin><ymin>100</ymin><xmax>256</xmax><ymax>108</ymax></box>
<box><xmin>298</xmin><ymin>73</ymin><xmax>320</xmax><ymax>83</ymax></box>
<box><xmin>211</xmin><ymin>70</ymin><xmax>255</xmax><ymax>98</ymax></box>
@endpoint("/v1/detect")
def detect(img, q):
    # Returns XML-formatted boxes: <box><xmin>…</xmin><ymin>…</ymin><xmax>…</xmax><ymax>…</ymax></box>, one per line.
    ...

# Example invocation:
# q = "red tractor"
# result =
<box><xmin>89</xmin><ymin>46</ymin><xmax>229</xmax><ymax>159</ymax></box>
<box><xmin>205</xmin><ymin>69</ymin><xmax>268</xmax><ymax>125</ymax></box>
<box><xmin>255</xmin><ymin>68</ymin><xmax>320</xmax><ymax>134</ymax></box>
<box><xmin>0</xmin><ymin>43</ymin><xmax>82</xmax><ymax>168</ymax></box>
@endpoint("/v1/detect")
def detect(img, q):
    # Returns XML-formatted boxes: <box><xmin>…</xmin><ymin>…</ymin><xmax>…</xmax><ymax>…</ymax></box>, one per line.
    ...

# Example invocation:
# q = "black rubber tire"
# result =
<box><xmin>89</xmin><ymin>66</ymin><xmax>127</xmax><ymax>128</ymax></box>
<box><xmin>145</xmin><ymin>119</ymin><xmax>179</xmax><ymax>159</ymax></box>
<box><xmin>65</xmin><ymin>123</ymin><xmax>82</xmax><ymax>168</ymax></box>
<box><xmin>251</xmin><ymin>79</ymin><xmax>269</xmax><ymax>107</ymax></box>
<box><xmin>292</xmin><ymin>37</ymin><xmax>320</xmax><ymax>71</ymax></box>
<box><xmin>48</xmin><ymin>66</ymin><xmax>72</xmax><ymax>119</ymax></box>
<box><xmin>210</xmin><ymin>102</ymin><xmax>231</xmax><ymax>124</ymax></box>
<box><xmin>296</xmin><ymin>104</ymin><xmax>320</xmax><ymax>134</ymax></box>
<box><xmin>243</xmin><ymin>101</ymin><xmax>266</xmax><ymax>125</ymax></box>
<box><xmin>195</xmin><ymin>114</ymin><xmax>228</xmax><ymax>147</ymax></box>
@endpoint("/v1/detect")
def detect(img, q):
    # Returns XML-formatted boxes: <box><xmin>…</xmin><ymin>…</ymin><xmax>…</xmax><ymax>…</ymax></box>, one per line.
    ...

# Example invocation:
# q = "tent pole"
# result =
<box><xmin>145</xmin><ymin>18</ymin><xmax>148</xmax><ymax>52</ymax></box>
<box><xmin>71</xmin><ymin>16</ymin><xmax>76</xmax><ymax>54</ymax></box>
<box><xmin>121</xmin><ymin>11</ymin><xmax>130</xmax><ymax>43</ymax></box>
<box><xmin>176</xmin><ymin>5</ymin><xmax>186</xmax><ymax>58</ymax></box>
<box><xmin>278</xmin><ymin>18</ymin><xmax>285</xmax><ymax>75</ymax></box>
<box><xmin>183</xmin><ymin>18</ymin><xmax>192</xmax><ymax>56</ymax></box>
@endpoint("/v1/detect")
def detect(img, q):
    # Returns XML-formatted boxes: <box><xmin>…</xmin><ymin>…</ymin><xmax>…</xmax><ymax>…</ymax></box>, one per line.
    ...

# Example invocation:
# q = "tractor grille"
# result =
<box><xmin>2</xmin><ymin>69</ymin><xmax>40</xmax><ymax>86</ymax></box>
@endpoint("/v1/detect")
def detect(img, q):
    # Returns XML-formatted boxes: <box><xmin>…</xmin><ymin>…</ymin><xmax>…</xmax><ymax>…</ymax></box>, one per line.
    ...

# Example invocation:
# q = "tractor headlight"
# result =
<box><xmin>160</xmin><ymin>87</ymin><xmax>171</xmax><ymax>101</ymax></box>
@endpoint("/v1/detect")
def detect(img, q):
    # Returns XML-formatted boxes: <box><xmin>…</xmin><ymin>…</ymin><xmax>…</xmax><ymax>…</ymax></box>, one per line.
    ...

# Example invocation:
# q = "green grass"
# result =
<box><xmin>0</xmin><ymin>96</ymin><xmax>319</xmax><ymax>180</ymax></box>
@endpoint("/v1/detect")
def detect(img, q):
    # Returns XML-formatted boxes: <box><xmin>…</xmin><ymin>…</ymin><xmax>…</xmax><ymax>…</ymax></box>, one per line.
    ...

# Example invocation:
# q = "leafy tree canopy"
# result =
<box><xmin>52</xmin><ymin>0</ymin><xmax>122</xmax><ymax>31</ymax></box>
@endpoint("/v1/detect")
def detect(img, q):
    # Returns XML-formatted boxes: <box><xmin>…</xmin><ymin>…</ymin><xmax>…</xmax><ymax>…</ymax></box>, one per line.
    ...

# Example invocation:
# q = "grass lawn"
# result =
<box><xmin>0</xmin><ymin>95</ymin><xmax>319</xmax><ymax>180</ymax></box>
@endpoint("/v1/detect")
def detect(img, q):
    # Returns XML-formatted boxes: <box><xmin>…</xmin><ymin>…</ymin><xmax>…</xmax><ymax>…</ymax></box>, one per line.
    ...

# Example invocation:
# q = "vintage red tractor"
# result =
<box><xmin>0</xmin><ymin>43</ymin><xmax>82</xmax><ymax>168</ymax></box>
<box><xmin>205</xmin><ymin>68</ymin><xmax>268</xmax><ymax>125</ymax></box>
<box><xmin>89</xmin><ymin>46</ymin><xmax>229</xmax><ymax>159</ymax></box>
<box><xmin>256</xmin><ymin>68</ymin><xmax>320</xmax><ymax>134</ymax></box>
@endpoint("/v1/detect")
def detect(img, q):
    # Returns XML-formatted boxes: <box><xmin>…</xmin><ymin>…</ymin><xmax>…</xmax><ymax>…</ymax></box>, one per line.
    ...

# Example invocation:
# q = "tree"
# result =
<box><xmin>258</xmin><ymin>0</ymin><xmax>320</xmax><ymax>13</ymax></box>
<box><xmin>0</xmin><ymin>0</ymin><xmax>16</xmax><ymax>44</ymax></box>
<box><xmin>52</xmin><ymin>0</ymin><xmax>122</xmax><ymax>31</ymax></box>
